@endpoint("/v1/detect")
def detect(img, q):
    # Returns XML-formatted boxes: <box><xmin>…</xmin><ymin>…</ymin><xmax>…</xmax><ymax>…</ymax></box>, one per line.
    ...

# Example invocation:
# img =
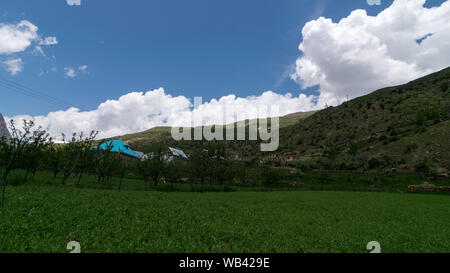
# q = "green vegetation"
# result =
<box><xmin>1</xmin><ymin>186</ymin><xmax>448</xmax><ymax>253</ymax></box>
<box><xmin>1</xmin><ymin>69</ymin><xmax>450</xmax><ymax>253</ymax></box>
<box><xmin>116</xmin><ymin>67</ymin><xmax>450</xmax><ymax>175</ymax></box>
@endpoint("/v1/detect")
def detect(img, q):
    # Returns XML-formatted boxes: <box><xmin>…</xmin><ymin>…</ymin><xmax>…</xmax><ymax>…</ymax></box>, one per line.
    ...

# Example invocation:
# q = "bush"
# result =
<box><xmin>341</xmin><ymin>161</ymin><xmax>361</xmax><ymax>171</ymax></box>
<box><xmin>368</xmin><ymin>157</ymin><xmax>381</xmax><ymax>169</ymax></box>
<box><xmin>415</xmin><ymin>156</ymin><xmax>439</xmax><ymax>177</ymax></box>
<box><xmin>262</xmin><ymin>169</ymin><xmax>281</xmax><ymax>188</ymax></box>
<box><xmin>404</xmin><ymin>143</ymin><xmax>418</xmax><ymax>154</ymax></box>
<box><xmin>296</xmin><ymin>161</ymin><xmax>312</xmax><ymax>172</ymax></box>
<box><xmin>415</xmin><ymin>107</ymin><xmax>442</xmax><ymax>126</ymax></box>
<box><xmin>440</xmin><ymin>82</ymin><xmax>448</xmax><ymax>92</ymax></box>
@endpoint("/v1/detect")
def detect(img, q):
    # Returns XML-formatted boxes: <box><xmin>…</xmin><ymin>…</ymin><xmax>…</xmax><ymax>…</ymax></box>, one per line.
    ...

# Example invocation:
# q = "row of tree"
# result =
<box><xmin>0</xmin><ymin>119</ymin><xmax>286</xmax><ymax>207</ymax></box>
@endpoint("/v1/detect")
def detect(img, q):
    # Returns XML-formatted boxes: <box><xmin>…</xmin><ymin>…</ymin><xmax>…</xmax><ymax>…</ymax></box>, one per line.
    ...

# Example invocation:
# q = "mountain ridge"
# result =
<box><xmin>113</xmin><ymin>67</ymin><xmax>450</xmax><ymax>174</ymax></box>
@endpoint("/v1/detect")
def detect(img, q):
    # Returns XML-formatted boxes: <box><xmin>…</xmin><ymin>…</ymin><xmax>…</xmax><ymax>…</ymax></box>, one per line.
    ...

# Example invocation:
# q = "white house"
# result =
<box><xmin>164</xmin><ymin>147</ymin><xmax>189</xmax><ymax>162</ymax></box>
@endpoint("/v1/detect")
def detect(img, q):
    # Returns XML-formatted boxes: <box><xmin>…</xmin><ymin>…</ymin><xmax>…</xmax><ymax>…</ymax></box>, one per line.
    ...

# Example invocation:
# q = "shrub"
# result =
<box><xmin>415</xmin><ymin>156</ymin><xmax>439</xmax><ymax>177</ymax></box>
<box><xmin>368</xmin><ymin>157</ymin><xmax>381</xmax><ymax>169</ymax></box>
<box><xmin>415</xmin><ymin>107</ymin><xmax>442</xmax><ymax>126</ymax></box>
<box><xmin>440</xmin><ymin>82</ymin><xmax>448</xmax><ymax>92</ymax></box>
<box><xmin>262</xmin><ymin>169</ymin><xmax>281</xmax><ymax>188</ymax></box>
<box><xmin>404</xmin><ymin>143</ymin><xmax>418</xmax><ymax>154</ymax></box>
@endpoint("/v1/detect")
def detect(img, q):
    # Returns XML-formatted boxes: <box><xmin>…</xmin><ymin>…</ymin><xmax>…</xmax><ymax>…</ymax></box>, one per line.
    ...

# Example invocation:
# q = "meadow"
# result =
<box><xmin>1</xmin><ymin>184</ymin><xmax>449</xmax><ymax>253</ymax></box>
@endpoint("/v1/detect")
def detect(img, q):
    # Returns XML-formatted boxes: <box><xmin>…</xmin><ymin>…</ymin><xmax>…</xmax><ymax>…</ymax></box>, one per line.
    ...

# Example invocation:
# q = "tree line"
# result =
<box><xmin>0</xmin><ymin>120</ymin><xmax>286</xmax><ymax>207</ymax></box>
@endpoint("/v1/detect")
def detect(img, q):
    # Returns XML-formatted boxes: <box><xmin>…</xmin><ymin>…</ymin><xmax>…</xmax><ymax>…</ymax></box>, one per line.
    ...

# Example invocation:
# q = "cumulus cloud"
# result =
<box><xmin>8</xmin><ymin>0</ymin><xmax>450</xmax><ymax>140</ymax></box>
<box><xmin>64</xmin><ymin>67</ymin><xmax>77</xmax><ymax>78</ymax></box>
<box><xmin>0</xmin><ymin>20</ymin><xmax>57</xmax><ymax>73</ymax></box>
<box><xmin>6</xmin><ymin>88</ymin><xmax>318</xmax><ymax>140</ymax></box>
<box><xmin>3</xmin><ymin>58</ymin><xmax>23</xmax><ymax>75</ymax></box>
<box><xmin>0</xmin><ymin>20</ymin><xmax>38</xmax><ymax>55</ymax></box>
<box><xmin>291</xmin><ymin>0</ymin><xmax>450</xmax><ymax>107</ymax></box>
<box><xmin>66</xmin><ymin>0</ymin><xmax>81</xmax><ymax>6</ymax></box>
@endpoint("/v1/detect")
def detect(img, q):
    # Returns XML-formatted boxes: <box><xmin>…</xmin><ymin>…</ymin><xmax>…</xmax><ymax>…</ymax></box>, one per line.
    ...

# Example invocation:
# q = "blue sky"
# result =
<box><xmin>1</xmin><ymin>0</ymin><xmax>449</xmax><ymax>139</ymax></box>
<box><xmin>0</xmin><ymin>0</ymin><xmax>397</xmax><ymax>117</ymax></box>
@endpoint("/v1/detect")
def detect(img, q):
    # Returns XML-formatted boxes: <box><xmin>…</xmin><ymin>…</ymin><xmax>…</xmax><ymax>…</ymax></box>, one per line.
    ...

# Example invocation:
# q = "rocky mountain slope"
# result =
<box><xmin>0</xmin><ymin>113</ymin><xmax>11</xmax><ymax>142</ymax></box>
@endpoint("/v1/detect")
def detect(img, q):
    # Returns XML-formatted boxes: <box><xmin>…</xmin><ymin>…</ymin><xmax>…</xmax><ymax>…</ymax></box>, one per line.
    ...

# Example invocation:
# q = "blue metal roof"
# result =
<box><xmin>92</xmin><ymin>139</ymin><xmax>138</xmax><ymax>158</ymax></box>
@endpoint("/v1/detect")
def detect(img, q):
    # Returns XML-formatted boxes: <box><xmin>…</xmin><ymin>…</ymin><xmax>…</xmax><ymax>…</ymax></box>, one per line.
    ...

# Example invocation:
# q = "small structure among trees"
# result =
<box><xmin>91</xmin><ymin>139</ymin><xmax>139</xmax><ymax>162</ymax></box>
<box><xmin>164</xmin><ymin>147</ymin><xmax>189</xmax><ymax>162</ymax></box>
<box><xmin>134</xmin><ymin>151</ymin><xmax>148</xmax><ymax>161</ymax></box>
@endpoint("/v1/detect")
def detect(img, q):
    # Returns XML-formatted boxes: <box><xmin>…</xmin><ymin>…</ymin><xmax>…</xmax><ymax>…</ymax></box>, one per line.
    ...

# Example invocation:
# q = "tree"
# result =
<box><xmin>136</xmin><ymin>148</ymin><xmax>166</xmax><ymax>187</ymax></box>
<box><xmin>318</xmin><ymin>171</ymin><xmax>328</xmax><ymax>190</ymax></box>
<box><xmin>22</xmin><ymin>129</ymin><xmax>51</xmax><ymax>183</ymax></box>
<box><xmin>348</xmin><ymin>141</ymin><xmax>359</xmax><ymax>159</ymax></box>
<box><xmin>164</xmin><ymin>161</ymin><xmax>183</xmax><ymax>184</ymax></box>
<box><xmin>60</xmin><ymin>131</ymin><xmax>98</xmax><ymax>185</ymax></box>
<box><xmin>415</xmin><ymin>155</ymin><xmax>438</xmax><ymax>178</ymax></box>
<box><xmin>236</xmin><ymin>162</ymin><xmax>248</xmax><ymax>185</ymax></box>
<box><xmin>116</xmin><ymin>157</ymin><xmax>128</xmax><ymax>190</ymax></box>
<box><xmin>187</xmin><ymin>147</ymin><xmax>208</xmax><ymax>184</ymax></box>
<box><xmin>46</xmin><ymin>144</ymin><xmax>64</xmax><ymax>179</ymax></box>
<box><xmin>0</xmin><ymin>120</ymin><xmax>49</xmax><ymax>207</ymax></box>
<box><xmin>91</xmin><ymin>140</ymin><xmax>116</xmax><ymax>183</ymax></box>
<box><xmin>324</xmin><ymin>141</ymin><xmax>341</xmax><ymax>170</ymax></box>
<box><xmin>262</xmin><ymin>168</ymin><xmax>281</xmax><ymax>189</ymax></box>
<box><xmin>75</xmin><ymin>142</ymin><xmax>95</xmax><ymax>186</ymax></box>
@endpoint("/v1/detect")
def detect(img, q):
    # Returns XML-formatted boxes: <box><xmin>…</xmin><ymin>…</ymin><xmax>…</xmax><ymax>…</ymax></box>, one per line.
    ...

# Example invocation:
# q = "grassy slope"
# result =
<box><xmin>279</xmin><ymin>67</ymin><xmax>450</xmax><ymax>170</ymax></box>
<box><xmin>117</xmin><ymin>111</ymin><xmax>316</xmax><ymax>158</ymax></box>
<box><xmin>112</xmin><ymin>67</ymin><xmax>450</xmax><ymax>170</ymax></box>
<box><xmin>371</xmin><ymin>120</ymin><xmax>450</xmax><ymax>171</ymax></box>
<box><xmin>1</xmin><ymin>186</ymin><xmax>449</xmax><ymax>253</ymax></box>
<box><xmin>119</xmin><ymin>111</ymin><xmax>316</xmax><ymax>143</ymax></box>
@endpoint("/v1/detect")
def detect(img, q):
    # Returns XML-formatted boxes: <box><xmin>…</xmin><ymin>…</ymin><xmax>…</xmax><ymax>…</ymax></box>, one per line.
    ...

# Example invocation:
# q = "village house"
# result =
<box><xmin>92</xmin><ymin>139</ymin><xmax>139</xmax><ymax>162</ymax></box>
<box><xmin>134</xmin><ymin>151</ymin><xmax>149</xmax><ymax>161</ymax></box>
<box><xmin>164</xmin><ymin>147</ymin><xmax>189</xmax><ymax>162</ymax></box>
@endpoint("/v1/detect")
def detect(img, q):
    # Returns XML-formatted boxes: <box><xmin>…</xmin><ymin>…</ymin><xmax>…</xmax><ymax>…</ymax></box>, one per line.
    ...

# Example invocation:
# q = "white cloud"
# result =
<box><xmin>40</xmin><ymin>36</ymin><xmax>58</xmax><ymax>46</ymax></box>
<box><xmin>0</xmin><ymin>20</ymin><xmax>38</xmax><ymax>55</ymax></box>
<box><xmin>34</xmin><ymin>45</ymin><xmax>45</xmax><ymax>56</ymax></box>
<box><xmin>64</xmin><ymin>67</ymin><xmax>77</xmax><ymax>78</ymax></box>
<box><xmin>34</xmin><ymin>37</ymin><xmax>58</xmax><ymax>56</ymax></box>
<box><xmin>3</xmin><ymin>58</ymin><xmax>23</xmax><ymax>75</ymax></box>
<box><xmin>79</xmin><ymin>65</ymin><xmax>88</xmax><ymax>72</ymax></box>
<box><xmin>6</xmin><ymin>88</ymin><xmax>318</xmax><ymax>140</ymax></box>
<box><xmin>0</xmin><ymin>20</ymin><xmax>57</xmax><ymax>73</ymax></box>
<box><xmin>8</xmin><ymin>0</ymin><xmax>450</xmax><ymax>140</ymax></box>
<box><xmin>291</xmin><ymin>0</ymin><xmax>450</xmax><ymax>107</ymax></box>
<box><xmin>64</xmin><ymin>65</ymin><xmax>88</xmax><ymax>77</ymax></box>
<box><xmin>66</xmin><ymin>0</ymin><xmax>81</xmax><ymax>6</ymax></box>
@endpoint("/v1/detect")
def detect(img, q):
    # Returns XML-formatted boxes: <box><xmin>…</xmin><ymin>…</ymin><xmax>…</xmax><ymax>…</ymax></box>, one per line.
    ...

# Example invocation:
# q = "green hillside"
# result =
<box><xmin>115</xmin><ymin>67</ymin><xmax>450</xmax><ymax>174</ymax></box>
<box><xmin>280</xmin><ymin>67</ymin><xmax>450</xmax><ymax>174</ymax></box>
<box><xmin>118</xmin><ymin>110</ymin><xmax>317</xmax><ymax>158</ymax></box>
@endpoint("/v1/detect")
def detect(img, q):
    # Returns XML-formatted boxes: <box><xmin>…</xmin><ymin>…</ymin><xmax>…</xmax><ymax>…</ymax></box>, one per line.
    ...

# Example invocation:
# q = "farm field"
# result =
<box><xmin>1</xmin><ymin>185</ymin><xmax>449</xmax><ymax>253</ymax></box>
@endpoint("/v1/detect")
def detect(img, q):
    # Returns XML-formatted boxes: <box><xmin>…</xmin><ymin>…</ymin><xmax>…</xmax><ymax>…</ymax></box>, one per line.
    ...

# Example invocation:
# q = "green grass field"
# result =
<box><xmin>1</xmin><ymin>185</ymin><xmax>448</xmax><ymax>253</ymax></box>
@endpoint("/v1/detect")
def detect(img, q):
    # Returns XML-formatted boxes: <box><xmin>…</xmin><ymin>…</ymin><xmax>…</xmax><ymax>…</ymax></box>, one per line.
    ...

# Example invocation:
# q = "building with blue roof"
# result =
<box><xmin>92</xmin><ymin>139</ymin><xmax>138</xmax><ymax>160</ymax></box>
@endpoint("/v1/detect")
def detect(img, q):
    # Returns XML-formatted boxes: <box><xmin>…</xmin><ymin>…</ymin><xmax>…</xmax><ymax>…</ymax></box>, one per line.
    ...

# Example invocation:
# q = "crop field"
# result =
<box><xmin>0</xmin><ymin>185</ymin><xmax>449</xmax><ymax>253</ymax></box>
